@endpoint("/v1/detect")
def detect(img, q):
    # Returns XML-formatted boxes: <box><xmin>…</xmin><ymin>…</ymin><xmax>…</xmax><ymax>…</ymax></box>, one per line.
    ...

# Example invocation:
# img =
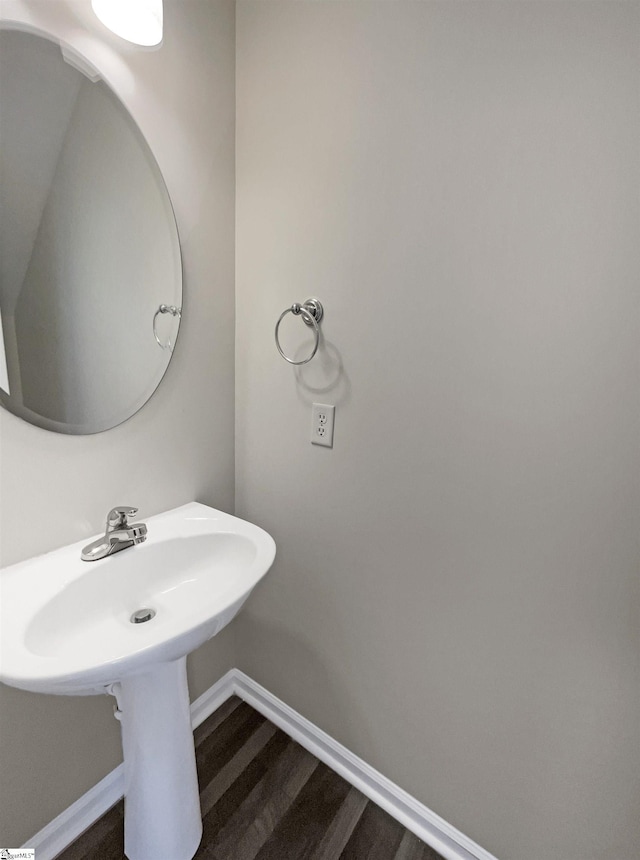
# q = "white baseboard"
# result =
<box><xmin>24</xmin><ymin>669</ymin><xmax>497</xmax><ymax>860</ymax></box>
<box><xmin>25</xmin><ymin>763</ymin><xmax>124</xmax><ymax>860</ymax></box>
<box><xmin>229</xmin><ymin>671</ymin><xmax>498</xmax><ymax>860</ymax></box>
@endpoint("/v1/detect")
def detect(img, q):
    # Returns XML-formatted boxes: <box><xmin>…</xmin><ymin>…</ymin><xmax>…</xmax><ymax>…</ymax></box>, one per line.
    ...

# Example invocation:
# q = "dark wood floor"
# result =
<box><xmin>56</xmin><ymin>696</ymin><xmax>443</xmax><ymax>860</ymax></box>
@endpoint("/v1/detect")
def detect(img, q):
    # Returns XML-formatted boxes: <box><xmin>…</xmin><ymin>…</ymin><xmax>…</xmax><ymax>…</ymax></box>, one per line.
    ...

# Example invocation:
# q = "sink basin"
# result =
<box><xmin>0</xmin><ymin>502</ymin><xmax>276</xmax><ymax>860</ymax></box>
<box><xmin>0</xmin><ymin>502</ymin><xmax>275</xmax><ymax>695</ymax></box>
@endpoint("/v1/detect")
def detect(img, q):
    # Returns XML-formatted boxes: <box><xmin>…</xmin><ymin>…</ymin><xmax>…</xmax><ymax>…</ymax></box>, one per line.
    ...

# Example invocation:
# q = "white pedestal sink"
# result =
<box><xmin>0</xmin><ymin>502</ymin><xmax>276</xmax><ymax>860</ymax></box>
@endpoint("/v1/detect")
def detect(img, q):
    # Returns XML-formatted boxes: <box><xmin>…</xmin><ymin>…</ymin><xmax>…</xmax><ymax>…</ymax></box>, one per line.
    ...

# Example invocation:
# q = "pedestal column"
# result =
<box><xmin>115</xmin><ymin>657</ymin><xmax>203</xmax><ymax>860</ymax></box>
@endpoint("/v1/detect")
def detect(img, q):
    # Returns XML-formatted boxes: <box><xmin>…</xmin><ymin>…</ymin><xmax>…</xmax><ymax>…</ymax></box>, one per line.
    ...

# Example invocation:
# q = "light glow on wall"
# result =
<box><xmin>91</xmin><ymin>0</ymin><xmax>163</xmax><ymax>47</ymax></box>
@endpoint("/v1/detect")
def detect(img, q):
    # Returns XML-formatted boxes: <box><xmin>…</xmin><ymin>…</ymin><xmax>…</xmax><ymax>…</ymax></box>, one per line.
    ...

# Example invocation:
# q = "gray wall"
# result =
<box><xmin>0</xmin><ymin>0</ymin><xmax>236</xmax><ymax>846</ymax></box>
<box><xmin>235</xmin><ymin>3</ymin><xmax>640</xmax><ymax>860</ymax></box>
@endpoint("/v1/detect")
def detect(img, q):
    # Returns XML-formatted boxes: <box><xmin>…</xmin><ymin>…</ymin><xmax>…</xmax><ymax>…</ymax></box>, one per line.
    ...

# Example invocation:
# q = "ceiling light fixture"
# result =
<box><xmin>91</xmin><ymin>0</ymin><xmax>163</xmax><ymax>47</ymax></box>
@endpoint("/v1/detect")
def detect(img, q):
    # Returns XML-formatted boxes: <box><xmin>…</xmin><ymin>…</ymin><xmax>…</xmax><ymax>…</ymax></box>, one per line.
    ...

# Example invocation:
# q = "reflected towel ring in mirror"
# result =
<box><xmin>153</xmin><ymin>304</ymin><xmax>182</xmax><ymax>351</ymax></box>
<box><xmin>275</xmin><ymin>298</ymin><xmax>324</xmax><ymax>365</ymax></box>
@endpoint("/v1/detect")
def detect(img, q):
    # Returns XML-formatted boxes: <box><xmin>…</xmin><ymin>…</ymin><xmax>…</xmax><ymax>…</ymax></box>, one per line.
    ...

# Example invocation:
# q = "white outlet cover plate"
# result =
<box><xmin>311</xmin><ymin>403</ymin><xmax>335</xmax><ymax>448</ymax></box>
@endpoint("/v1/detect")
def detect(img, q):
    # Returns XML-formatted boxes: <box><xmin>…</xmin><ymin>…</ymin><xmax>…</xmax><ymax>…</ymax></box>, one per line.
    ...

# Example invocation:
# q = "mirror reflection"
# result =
<box><xmin>0</xmin><ymin>29</ymin><xmax>182</xmax><ymax>434</ymax></box>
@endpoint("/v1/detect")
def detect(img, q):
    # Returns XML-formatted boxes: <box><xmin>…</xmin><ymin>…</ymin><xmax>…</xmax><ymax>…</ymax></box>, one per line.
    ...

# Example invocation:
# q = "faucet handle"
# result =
<box><xmin>107</xmin><ymin>506</ymin><xmax>139</xmax><ymax>530</ymax></box>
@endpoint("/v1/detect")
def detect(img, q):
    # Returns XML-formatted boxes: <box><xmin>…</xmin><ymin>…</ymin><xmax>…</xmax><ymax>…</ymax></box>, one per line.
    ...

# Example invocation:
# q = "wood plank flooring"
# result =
<box><xmin>56</xmin><ymin>696</ymin><xmax>443</xmax><ymax>860</ymax></box>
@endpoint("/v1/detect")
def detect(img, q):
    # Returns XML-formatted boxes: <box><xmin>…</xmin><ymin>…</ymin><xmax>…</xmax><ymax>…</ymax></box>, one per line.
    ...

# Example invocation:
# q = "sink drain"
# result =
<box><xmin>130</xmin><ymin>608</ymin><xmax>156</xmax><ymax>624</ymax></box>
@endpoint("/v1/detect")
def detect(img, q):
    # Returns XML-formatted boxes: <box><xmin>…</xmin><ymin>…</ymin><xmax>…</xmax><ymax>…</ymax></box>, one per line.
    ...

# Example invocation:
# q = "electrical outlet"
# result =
<box><xmin>311</xmin><ymin>403</ymin><xmax>335</xmax><ymax>448</ymax></box>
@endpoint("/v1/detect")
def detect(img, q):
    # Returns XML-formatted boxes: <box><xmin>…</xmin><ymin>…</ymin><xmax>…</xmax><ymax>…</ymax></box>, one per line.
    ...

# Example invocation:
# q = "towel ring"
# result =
<box><xmin>275</xmin><ymin>298</ymin><xmax>324</xmax><ymax>365</ymax></box>
<box><xmin>153</xmin><ymin>304</ymin><xmax>181</xmax><ymax>351</ymax></box>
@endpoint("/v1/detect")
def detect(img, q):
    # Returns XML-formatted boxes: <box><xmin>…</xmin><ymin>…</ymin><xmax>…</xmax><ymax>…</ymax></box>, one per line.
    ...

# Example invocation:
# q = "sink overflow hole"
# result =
<box><xmin>131</xmin><ymin>608</ymin><xmax>156</xmax><ymax>624</ymax></box>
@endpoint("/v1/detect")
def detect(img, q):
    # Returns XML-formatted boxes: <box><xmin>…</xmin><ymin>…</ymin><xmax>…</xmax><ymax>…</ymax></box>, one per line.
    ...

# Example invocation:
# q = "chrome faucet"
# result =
<box><xmin>81</xmin><ymin>506</ymin><xmax>148</xmax><ymax>562</ymax></box>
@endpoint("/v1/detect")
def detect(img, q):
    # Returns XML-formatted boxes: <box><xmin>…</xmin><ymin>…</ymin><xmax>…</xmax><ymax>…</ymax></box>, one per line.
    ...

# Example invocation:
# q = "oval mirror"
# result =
<box><xmin>0</xmin><ymin>28</ymin><xmax>182</xmax><ymax>434</ymax></box>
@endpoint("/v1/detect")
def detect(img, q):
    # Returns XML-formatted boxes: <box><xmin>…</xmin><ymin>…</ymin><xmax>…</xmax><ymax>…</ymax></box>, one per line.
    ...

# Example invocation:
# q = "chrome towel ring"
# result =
<box><xmin>153</xmin><ymin>303</ymin><xmax>181</xmax><ymax>351</ymax></box>
<box><xmin>275</xmin><ymin>298</ymin><xmax>324</xmax><ymax>365</ymax></box>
